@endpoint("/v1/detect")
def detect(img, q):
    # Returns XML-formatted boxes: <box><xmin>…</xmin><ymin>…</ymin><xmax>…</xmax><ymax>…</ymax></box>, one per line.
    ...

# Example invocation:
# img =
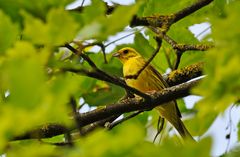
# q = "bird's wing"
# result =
<box><xmin>148</xmin><ymin>64</ymin><xmax>182</xmax><ymax>118</ymax></box>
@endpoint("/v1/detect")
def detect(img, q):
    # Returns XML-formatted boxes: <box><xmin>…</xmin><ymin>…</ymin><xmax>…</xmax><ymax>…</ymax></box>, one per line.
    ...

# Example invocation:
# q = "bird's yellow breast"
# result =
<box><xmin>123</xmin><ymin>56</ymin><xmax>164</xmax><ymax>92</ymax></box>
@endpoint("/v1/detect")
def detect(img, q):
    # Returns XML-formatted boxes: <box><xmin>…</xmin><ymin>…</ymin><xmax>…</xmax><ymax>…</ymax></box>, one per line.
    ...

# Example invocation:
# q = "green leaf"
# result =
<box><xmin>46</xmin><ymin>8</ymin><xmax>79</xmax><ymax>45</ymax></box>
<box><xmin>0</xmin><ymin>42</ymin><xmax>82</xmax><ymax>149</ymax></box>
<box><xmin>177</xmin><ymin>98</ymin><xmax>188</xmax><ymax>113</ymax></box>
<box><xmin>100</xmin><ymin>4</ymin><xmax>140</xmax><ymax>40</ymax></box>
<box><xmin>3</xmin><ymin>41</ymin><xmax>46</xmax><ymax>108</ymax></box>
<box><xmin>160</xmin><ymin>137</ymin><xmax>212</xmax><ymax>157</ymax></box>
<box><xmin>6</xmin><ymin>141</ymin><xmax>60</xmax><ymax>157</ymax></box>
<box><xmin>80</xmin><ymin>0</ymin><xmax>106</xmax><ymax>25</ymax></box>
<box><xmin>134</xmin><ymin>33</ymin><xmax>155</xmax><ymax>58</ymax></box>
<box><xmin>77</xmin><ymin>123</ymin><xmax>145</xmax><ymax>157</ymax></box>
<box><xmin>134</xmin><ymin>112</ymin><xmax>149</xmax><ymax>127</ymax></box>
<box><xmin>212</xmin><ymin>0</ymin><xmax>227</xmax><ymax>18</ymax></box>
<box><xmin>22</xmin><ymin>8</ymin><xmax>79</xmax><ymax>45</ymax></box>
<box><xmin>75</xmin><ymin>75</ymin><xmax>97</xmax><ymax>96</ymax></box>
<box><xmin>185</xmin><ymin>112</ymin><xmax>217</xmax><ymax>136</ymax></box>
<box><xmin>167</xmin><ymin>16</ymin><xmax>204</xmax><ymax>69</ymax></box>
<box><xmin>0</xmin><ymin>10</ymin><xmax>19</xmax><ymax>53</ymax></box>
<box><xmin>78</xmin><ymin>3</ymin><xmax>140</xmax><ymax>41</ymax></box>
<box><xmin>83</xmin><ymin>84</ymin><xmax>124</xmax><ymax>106</ymax></box>
<box><xmin>142</xmin><ymin>0</ymin><xmax>192</xmax><ymax>16</ymax></box>
<box><xmin>0</xmin><ymin>0</ymin><xmax>74</xmax><ymax>22</ymax></box>
<box><xmin>193</xmin><ymin>1</ymin><xmax>240</xmax><ymax>121</ymax></box>
<box><xmin>102</xmin><ymin>55</ymin><xmax>123</xmax><ymax>77</ymax></box>
<box><xmin>42</xmin><ymin>134</ymin><xmax>65</xmax><ymax>144</ymax></box>
<box><xmin>179</xmin><ymin>51</ymin><xmax>205</xmax><ymax>68</ymax></box>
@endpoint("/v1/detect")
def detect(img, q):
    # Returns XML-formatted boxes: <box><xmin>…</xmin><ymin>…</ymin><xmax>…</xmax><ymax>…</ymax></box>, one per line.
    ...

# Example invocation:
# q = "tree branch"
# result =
<box><xmin>69</xmin><ymin>0</ymin><xmax>213</xmax><ymax>32</ymax></box>
<box><xmin>75</xmin><ymin>78</ymin><xmax>200</xmax><ymax>127</ymax></box>
<box><xmin>130</xmin><ymin>0</ymin><xmax>213</xmax><ymax>29</ymax></box>
<box><xmin>149</xmin><ymin>27</ymin><xmax>212</xmax><ymax>69</ymax></box>
<box><xmin>173</xmin><ymin>0</ymin><xmax>213</xmax><ymax>23</ymax></box>
<box><xmin>164</xmin><ymin>62</ymin><xmax>204</xmax><ymax>86</ymax></box>
<box><xmin>12</xmin><ymin>63</ymin><xmax>203</xmax><ymax>141</ymax></box>
<box><xmin>125</xmin><ymin>37</ymin><xmax>162</xmax><ymax>79</ymax></box>
<box><xmin>12</xmin><ymin>78</ymin><xmax>200</xmax><ymax>141</ymax></box>
<box><xmin>12</xmin><ymin>124</ymin><xmax>69</xmax><ymax>140</ymax></box>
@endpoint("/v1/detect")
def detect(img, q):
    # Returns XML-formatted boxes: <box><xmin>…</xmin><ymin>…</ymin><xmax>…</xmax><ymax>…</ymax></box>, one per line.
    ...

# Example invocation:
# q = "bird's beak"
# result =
<box><xmin>112</xmin><ymin>52</ymin><xmax>120</xmax><ymax>57</ymax></box>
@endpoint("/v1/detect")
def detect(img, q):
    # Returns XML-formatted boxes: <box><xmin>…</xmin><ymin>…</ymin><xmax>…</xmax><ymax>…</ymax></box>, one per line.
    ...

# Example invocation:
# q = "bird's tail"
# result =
<box><xmin>156</xmin><ymin>103</ymin><xmax>195</xmax><ymax>142</ymax></box>
<box><xmin>170</xmin><ymin>118</ymin><xmax>195</xmax><ymax>142</ymax></box>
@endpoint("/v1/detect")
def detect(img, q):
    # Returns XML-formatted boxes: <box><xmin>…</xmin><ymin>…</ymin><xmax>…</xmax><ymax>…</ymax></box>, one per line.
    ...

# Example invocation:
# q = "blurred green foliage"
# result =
<box><xmin>0</xmin><ymin>0</ymin><xmax>239</xmax><ymax>156</ymax></box>
<box><xmin>192</xmin><ymin>1</ymin><xmax>240</xmax><ymax>135</ymax></box>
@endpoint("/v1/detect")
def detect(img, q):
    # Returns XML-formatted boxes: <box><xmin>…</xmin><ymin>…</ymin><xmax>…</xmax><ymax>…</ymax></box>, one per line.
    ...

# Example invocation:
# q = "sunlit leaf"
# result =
<box><xmin>0</xmin><ymin>42</ymin><xmax>80</xmax><ymax>150</ymax></box>
<box><xmin>0</xmin><ymin>0</ymin><xmax>74</xmax><ymax>22</ymax></box>
<box><xmin>83</xmin><ymin>84</ymin><xmax>124</xmax><ymax>106</ymax></box>
<box><xmin>0</xmin><ymin>10</ymin><xmax>19</xmax><ymax>53</ymax></box>
<box><xmin>22</xmin><ymin>8</ymin><xmax>79</xmax><ymax>45</ymax></box>
<box><xmin>7</xmin><ymin>141</ymin><xmax>60</xmax><ymax>157</ymax></box>
<box><xmin>193</xmin><ymin>1</ymin><xmax>240</xmax><ymax>121</ymax></box>
<box><xmin>78</xmin><ymin>3</ymin><xmax>140</xmax><ymax>41</ymax></box>
<box><xmin>142</xmin><ymin>0</ymin><xmax>192</xmax><ymax>16</ymax></box>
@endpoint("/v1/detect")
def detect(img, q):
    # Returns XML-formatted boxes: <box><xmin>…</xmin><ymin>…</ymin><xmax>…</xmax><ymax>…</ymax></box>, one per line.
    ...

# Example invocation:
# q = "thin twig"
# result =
<box><xmin>149</xmin><ymin>29</ymin><xmax>211</xmax><ymax>70</ymax></box>
<box><xmin>196</xmin><ymin>25</ymin><xmax>211</xmax><ymax>39</ymax></box>
<box><xmin>84</xmin><ymin>42</ymin><xmax>107</xmax><ymax>63</ymax></box>
<box><xmin>150</xmin><ymin>28</ymin><xmax>213</xmax><ymax>51</ymax></box>
<box><xmin>65</xmin><ymin>43</ymin><xmax>98</xmax><ymax>69</ymax></box>
<box><xmin>80</xmin><ymin>0</ymin><xmax>85</xmax><ymax>7</ymax></box>
<box><xmin>125</xmin><ymin>37</ymin><xmax>162</xmax><ymax>79</ymax></box>
<box><xmin>79</xmin><ymin>115</ymin><xmax>120</xmax><ymax>136</ymax></box>
<box><xmin>105</xmin><ymin>28</ymin><xmax>144</xmax><ymax>47</ymax></box>
<box><xmin>106</xmin><ymin>111</ymin><xmax>143</xmax><ymax>130</ymax></box>
<box><xmin>174</xmin><ymin>50</ymin><xmax>183</xmax><ymax>70</ymax></box>
<box><xmin>225</xmin><ymin>105</ymin><xmax>235</xmax><ymax>153</ymax></box>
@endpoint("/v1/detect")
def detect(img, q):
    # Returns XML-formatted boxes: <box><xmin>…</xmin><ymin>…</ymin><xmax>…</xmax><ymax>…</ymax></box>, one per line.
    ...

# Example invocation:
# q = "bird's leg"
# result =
<box><xmin>153</xmin><ymin>117</ymin><xmax>165</xmax><ymax>143</ymax></box>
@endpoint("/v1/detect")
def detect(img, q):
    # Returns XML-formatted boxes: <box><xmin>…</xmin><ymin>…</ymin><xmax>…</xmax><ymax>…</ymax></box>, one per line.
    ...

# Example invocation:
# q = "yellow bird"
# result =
<box><xmin>113</xmin><ymin>47</ymin><xmax>194</xmax><ymax>141</ymax></box>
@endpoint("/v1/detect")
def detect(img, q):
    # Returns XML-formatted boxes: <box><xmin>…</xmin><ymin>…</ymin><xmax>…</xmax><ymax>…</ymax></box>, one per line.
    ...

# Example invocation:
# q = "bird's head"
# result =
<box><xmin>112</xmin><ymin>47</ymin><xmax>140</xmax><ymax>63</ymax></box>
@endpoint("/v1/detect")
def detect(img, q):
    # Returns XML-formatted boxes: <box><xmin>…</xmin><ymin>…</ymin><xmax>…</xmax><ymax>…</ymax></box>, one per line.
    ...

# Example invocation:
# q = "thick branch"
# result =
<box><xmin>13</xmin><ymin>124</ymin><xmax>68</xmax><ymax>140</ymax></box>
<box><xmin>173</xmin><ymin>0</ymin><xmax>213</xmax><ymax>23</ymax></box>
<box><xmin>13</xmin><ymin>63</ymin><xmax>203</xmax><ymax>141</ymax></box>
<box><xmin>65</xmin><ymin>68</ymin><xmax>150</xmax><ymax>99</ymax></box>
<box><xmin>69</xmin><ymin>0</ymin><xmax>213</xmax><ymax>31</ymax></box>
<box><xmin>76</xmin><ymin>79</ymin><xmax>200</xmax><ymax>127</ymax></box>
<box><xmin>164</xmin><ymin>62</ymin><xmax>204</xmax><ymax>86</ymax></box>
<box><xmin>130</xmin><ymin>0</ymin><xmax>213</xmax><ymax>29</ymax></box>
<box><xmin>13</xmin><ymin>78</ymin><xmax>200</xmax><ymax>141</ymax></box>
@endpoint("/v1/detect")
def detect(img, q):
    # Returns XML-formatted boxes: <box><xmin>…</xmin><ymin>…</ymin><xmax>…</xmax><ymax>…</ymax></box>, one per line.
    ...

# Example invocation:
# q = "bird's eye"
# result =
<box><xmin>123</xmin><ymin>50</ymin><xmax>129</xmax><ymax>54</ymax></box>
